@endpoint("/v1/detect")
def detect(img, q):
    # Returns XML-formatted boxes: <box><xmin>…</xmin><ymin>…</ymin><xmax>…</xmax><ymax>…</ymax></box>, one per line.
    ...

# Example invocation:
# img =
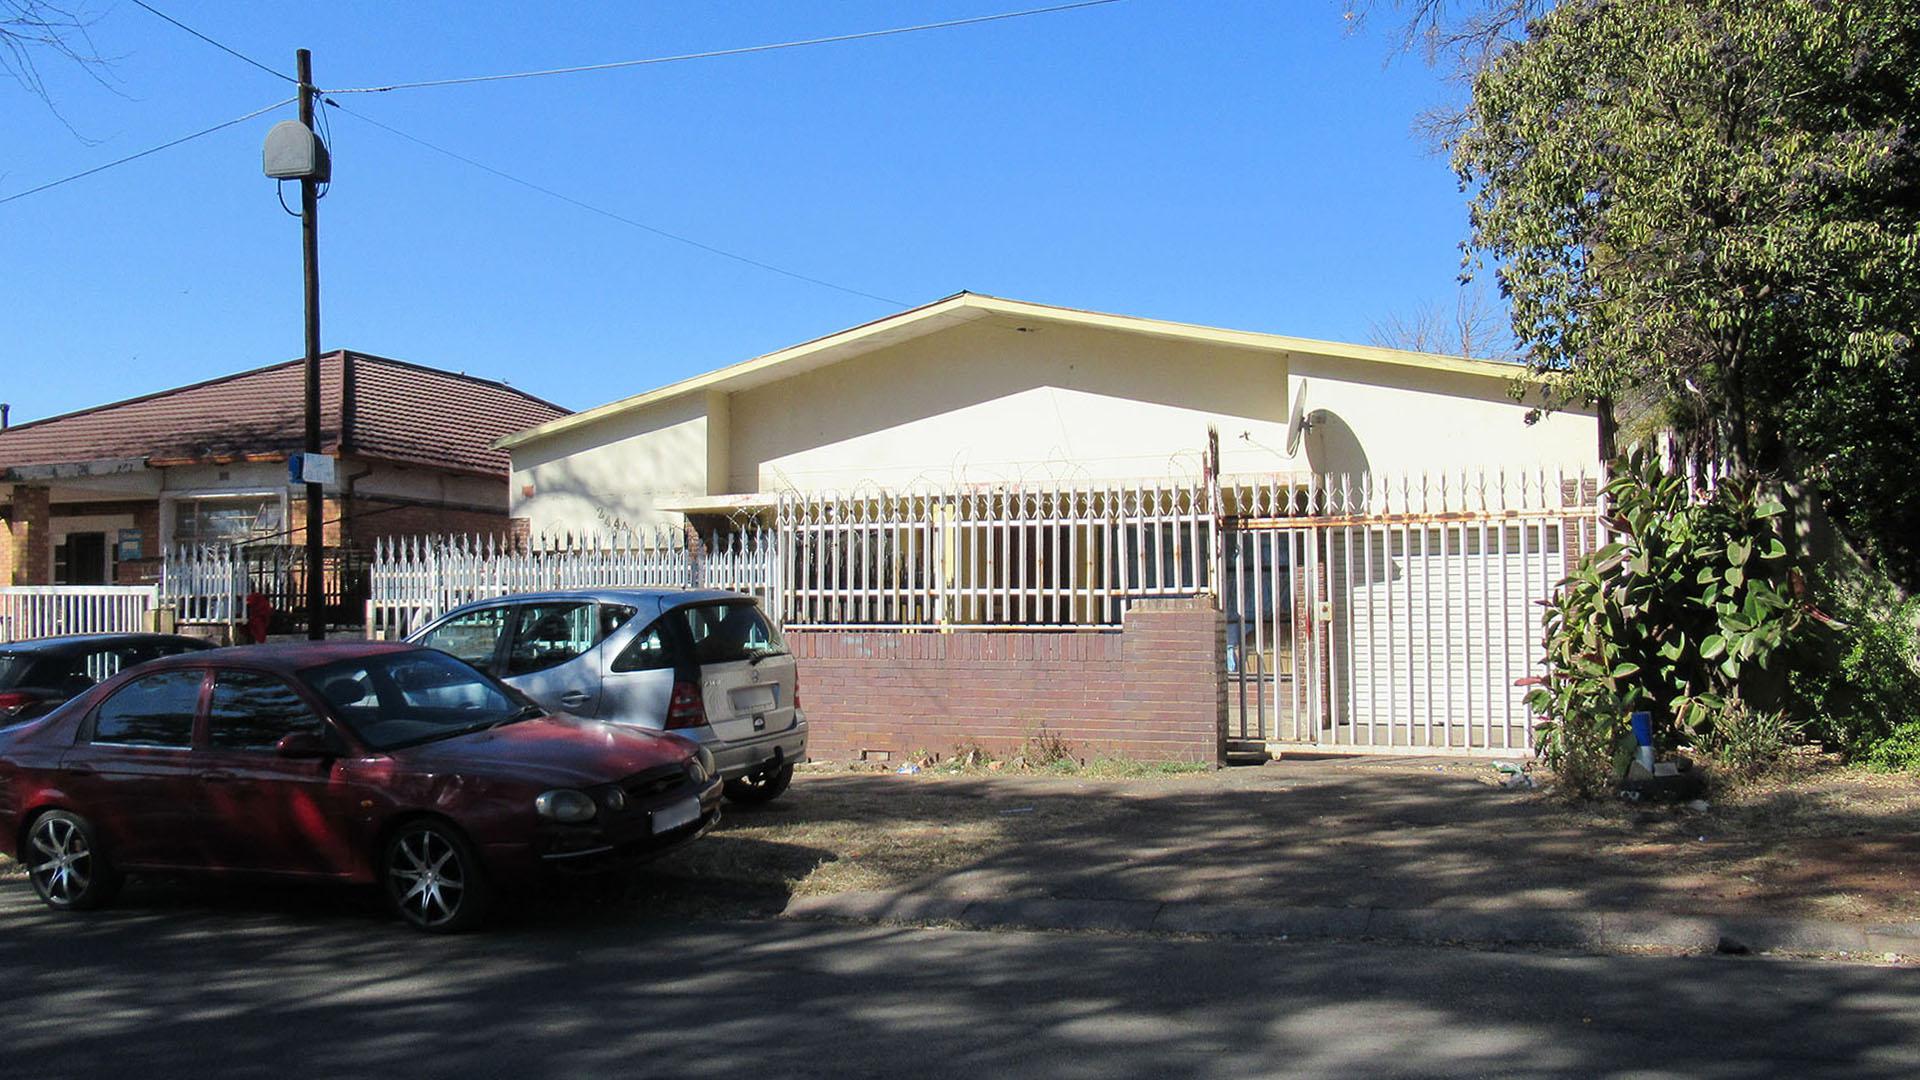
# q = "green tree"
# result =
<box><xmin>1454</xmin><ymin>0</ymin><xmax>1920</xmax><ymax>586</ymax></box>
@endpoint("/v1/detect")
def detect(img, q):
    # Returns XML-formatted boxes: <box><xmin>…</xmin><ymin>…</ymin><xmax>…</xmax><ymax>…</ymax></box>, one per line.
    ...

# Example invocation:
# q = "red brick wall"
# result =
<box><xmin>341</xmin><ymin>497</ymin><xmax>516</xmax><ymax>549</ymax></box>
<box><xmin>789</xmin><ymin>596</ymin><xmax>1225</xmax><ymax>765</ymax></box>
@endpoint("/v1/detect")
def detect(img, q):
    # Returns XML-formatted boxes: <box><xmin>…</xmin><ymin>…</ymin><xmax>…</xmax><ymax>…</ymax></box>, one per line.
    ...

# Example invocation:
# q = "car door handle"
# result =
<box><xmin>202</xmin><ymin>771</ymin><xmax>236</xmax><ymax>783</ymax></box>
<box><xmin>559</xmin><ymin>691</ymin><xmax>590</xmax><ymax>708</ymax></box>
<box><xmin>64</xmin><ymin>765</ymin><xmax>95</xmax><ymax>777</ymax></box>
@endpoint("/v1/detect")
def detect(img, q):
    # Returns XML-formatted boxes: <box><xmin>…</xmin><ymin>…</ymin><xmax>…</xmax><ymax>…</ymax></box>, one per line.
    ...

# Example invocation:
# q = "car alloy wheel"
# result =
<box><xmin>27</xmin><ymin>810</ymin><xmax>121</xmax><ymax>911</ymax></box>
<box><xmin>384</xmin><ymin>821</ymin><xmax>489</xmax><ymax>932</ymax></box>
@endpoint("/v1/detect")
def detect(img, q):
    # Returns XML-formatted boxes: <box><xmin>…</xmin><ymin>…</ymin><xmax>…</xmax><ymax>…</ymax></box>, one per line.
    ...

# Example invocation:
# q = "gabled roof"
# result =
<box><xmin>0</xmin><ymin>352</ymin><xmax>568</xmax><ymax>478</ymax></box>
<box><xmin>498</xmin><ymin>292</ymin><xmax>1528</xmax><ymax>450</ymax></box>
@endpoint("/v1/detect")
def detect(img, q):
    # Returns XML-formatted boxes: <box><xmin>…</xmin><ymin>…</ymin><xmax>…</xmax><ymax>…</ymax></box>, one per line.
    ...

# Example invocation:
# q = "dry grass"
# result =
<box><xmin>1531</xmin><ymin>761</ymin><xmax>1920</xmax><ymax>921</ymax></box>
<box><xmin>648</xmin><ymin>772</ymin><xmax>1109</xmax><ymax>900</ymax></box>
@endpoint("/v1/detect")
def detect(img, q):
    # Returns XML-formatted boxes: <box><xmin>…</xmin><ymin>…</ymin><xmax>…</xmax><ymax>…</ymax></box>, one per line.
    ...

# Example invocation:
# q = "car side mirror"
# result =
<box><xmin>276</xmin><ymin>731</ymin><xmax>332</xmax><ymax>760</ymax></box>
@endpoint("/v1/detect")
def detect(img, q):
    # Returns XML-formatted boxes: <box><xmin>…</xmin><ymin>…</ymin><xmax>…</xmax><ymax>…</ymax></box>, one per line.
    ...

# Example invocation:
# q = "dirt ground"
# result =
<box><xmin>634</xmin><ymin>756</ymin><xmax>1920</xmax><ymax>924</ymax></box>
<box><xmin>3</xmin><ymin>757</ymin><xmax>1914</xmax><ymax>925</ymax></box>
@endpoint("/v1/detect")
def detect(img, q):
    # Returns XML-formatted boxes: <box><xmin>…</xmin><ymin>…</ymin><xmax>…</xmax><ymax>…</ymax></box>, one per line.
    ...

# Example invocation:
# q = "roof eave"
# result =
<box><xmin>494</xmin><ymin>292</ymin><xmax>1536</xmax><ymax>451</ymax></box>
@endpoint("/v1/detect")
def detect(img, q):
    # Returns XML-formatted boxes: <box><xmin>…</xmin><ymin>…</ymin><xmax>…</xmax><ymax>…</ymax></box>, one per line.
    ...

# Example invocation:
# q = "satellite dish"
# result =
<box><xmin>1284</xmin><ymin>379</ymin><xmax>1312</xmax><ymax>457</ymax></box>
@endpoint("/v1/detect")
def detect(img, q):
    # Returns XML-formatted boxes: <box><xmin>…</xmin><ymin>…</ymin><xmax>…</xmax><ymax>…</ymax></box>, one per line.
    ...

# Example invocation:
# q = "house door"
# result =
<box><xmin>57</xmin><ymin>532</ymin><xmax>109</xmax><ymax>585</ymax></box>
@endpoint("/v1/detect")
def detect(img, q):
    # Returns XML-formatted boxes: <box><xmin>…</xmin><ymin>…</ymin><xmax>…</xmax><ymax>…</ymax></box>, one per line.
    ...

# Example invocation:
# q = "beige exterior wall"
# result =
<box><xmin>508</xmin><ymin>319</ymin><xmax>1601</xmax><ymax>537</ymax></box>
<box><xmin>1288</xmin><ymin>353</ymin><xmax>1596</xmax><ymax>479</ymax></box>
<box><xmin>510</xmin><ymin>394</ymin><xmax>710</xmax><ymax>538</ymax></box>
<box><xmin>727</xmin><ymin>322</ymin><xmax>1295</xmax><ymax>491</ymax></box>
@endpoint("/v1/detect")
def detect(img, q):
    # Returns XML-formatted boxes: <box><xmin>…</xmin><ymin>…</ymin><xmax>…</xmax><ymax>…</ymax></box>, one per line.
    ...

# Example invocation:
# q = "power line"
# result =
<box><xmin>0</xmin><ymin>97</ymin><xmax>296</xmax><ymax>207</ymax></box>
<box><xmin>329</xmin><ymin>101</ymin><xmax>907</xmax><ymax>307</ymax></box>
<box><xmin>325</xmin><ymin>0</ymin><xmax>1124</xmax><ymax>95</ymax></box>
<box><xmin>128</xmin><ymin>0</ymin><xmax>296</xmax><ymax>83</ymax></box>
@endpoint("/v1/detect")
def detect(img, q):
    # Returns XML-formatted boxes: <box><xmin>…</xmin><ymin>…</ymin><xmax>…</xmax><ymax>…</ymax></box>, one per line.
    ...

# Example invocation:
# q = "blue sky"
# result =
<box><xmin>3</xmin><ymin>1</ymin><xmax>1477</xmax><ymax>422</ymax></box>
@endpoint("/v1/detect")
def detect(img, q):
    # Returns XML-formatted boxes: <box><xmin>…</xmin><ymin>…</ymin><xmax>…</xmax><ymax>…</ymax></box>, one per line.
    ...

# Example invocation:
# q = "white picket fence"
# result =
<box><xmin>0</xmin><ymin>585</ymin><xmax>161</xmax><ymax>643</ymax></box>
<box><xmin>366</xmin><ymin>529</ymin><xmax>780</xmax><ymax>639</ymax></box>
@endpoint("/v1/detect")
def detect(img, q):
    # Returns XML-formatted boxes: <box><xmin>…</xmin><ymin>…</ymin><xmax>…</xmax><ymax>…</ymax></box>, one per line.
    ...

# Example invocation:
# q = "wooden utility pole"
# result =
<box><xmin>297</xmin><ymin>48</ymin><xmax>325</xmax><ymax>640</ymax></box>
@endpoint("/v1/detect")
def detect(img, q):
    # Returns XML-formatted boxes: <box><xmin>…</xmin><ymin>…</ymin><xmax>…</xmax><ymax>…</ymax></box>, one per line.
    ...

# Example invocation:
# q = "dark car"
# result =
<box><xmin>0</xmin><ymin>633</ymin><xmax>215</xmax><ymax>725</ymax></box>
<box><xmin>0</xmin><ymin>641</ymin><xmax>722</xmax><ymax>931</ymax></box>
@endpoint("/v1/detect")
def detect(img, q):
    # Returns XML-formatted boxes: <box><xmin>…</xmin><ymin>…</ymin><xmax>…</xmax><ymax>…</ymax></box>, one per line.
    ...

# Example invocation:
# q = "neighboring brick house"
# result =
<box><xmin>0</xmin><ymin>351</ymin><xmax>567</xmax><ymax>590</ymax></box>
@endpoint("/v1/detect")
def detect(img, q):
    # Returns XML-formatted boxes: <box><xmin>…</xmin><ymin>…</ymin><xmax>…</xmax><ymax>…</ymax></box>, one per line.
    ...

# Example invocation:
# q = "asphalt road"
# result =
<box><xmin>2</xmin><ymin>881</ymin><xmax>1916</xmax><ymax>1080</ymax></box>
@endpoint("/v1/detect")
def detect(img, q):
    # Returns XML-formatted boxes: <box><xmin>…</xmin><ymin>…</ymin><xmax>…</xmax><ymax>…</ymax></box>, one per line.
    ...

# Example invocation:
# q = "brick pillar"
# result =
<box><xmin>7</xmin><ymin>485</ymin><xmax>51</xmax><ymax>585</ymax></box>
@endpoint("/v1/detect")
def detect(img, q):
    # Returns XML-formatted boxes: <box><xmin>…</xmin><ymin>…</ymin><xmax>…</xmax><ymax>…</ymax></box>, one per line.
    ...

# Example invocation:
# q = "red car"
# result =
<box><xmin>0</xmin><ymin>642</ymin><xmax>722</xmax><ymax>931</ymax></box>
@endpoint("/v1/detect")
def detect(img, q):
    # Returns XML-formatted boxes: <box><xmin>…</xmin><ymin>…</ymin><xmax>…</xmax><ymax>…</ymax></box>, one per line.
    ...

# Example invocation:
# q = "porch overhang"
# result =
<box><xmin>2</xmin><ymin>456</ymin><xmax>149</xmax><ymax>483</ymax></box>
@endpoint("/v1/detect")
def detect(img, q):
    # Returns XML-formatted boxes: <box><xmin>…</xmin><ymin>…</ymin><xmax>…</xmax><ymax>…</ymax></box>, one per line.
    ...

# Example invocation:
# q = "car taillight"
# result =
<box><xmin>0</xmin><ymin>692</ymin><xmax>35</xmax><ymax>715</ymax></box>
<box><xmin>793</xmin><ymin>673</ymin><xmax>801</xmax><ymax>711</ymax></box>
<box><xmin>666</xmin><ymin>680</ymin><xmax>704</xmax><ymax>729</ymax></box>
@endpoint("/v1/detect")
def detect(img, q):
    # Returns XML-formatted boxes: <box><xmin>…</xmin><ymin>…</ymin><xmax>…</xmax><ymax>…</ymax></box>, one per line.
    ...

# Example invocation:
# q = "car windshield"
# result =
<box><xmin>299</xmin><ymin>650</ymin><xmax>535</xmax><ymax>751</ymax></box>
<box><xmin>672</xmin><ymin>601</ymin><xmax>787</xmax><ymax>664</ymax></box>
<box><xmin>0</xmin><ymin>653</ymin><xmax>32</xmax><ymax>690</ymax></box>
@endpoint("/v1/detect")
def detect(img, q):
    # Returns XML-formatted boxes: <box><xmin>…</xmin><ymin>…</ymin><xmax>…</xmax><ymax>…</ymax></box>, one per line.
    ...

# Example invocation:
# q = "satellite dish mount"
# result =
<box><xmin>1284</xmin><ymin>379</ymin><xmax>1323</xmax><ymax>457</ymax></box>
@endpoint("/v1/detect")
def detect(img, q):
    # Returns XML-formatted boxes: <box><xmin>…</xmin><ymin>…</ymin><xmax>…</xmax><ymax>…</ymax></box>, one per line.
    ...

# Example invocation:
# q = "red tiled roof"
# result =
<box><xmin>0</xmin><ymin>352</ymin><xmax>567</xmax><ymax>478</ymax></box>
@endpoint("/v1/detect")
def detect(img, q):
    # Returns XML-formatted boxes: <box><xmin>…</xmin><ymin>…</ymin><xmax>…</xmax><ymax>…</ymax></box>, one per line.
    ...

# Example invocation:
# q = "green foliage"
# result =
<box><xmin>1788</xmin><ymin>578</ymin><xmax>1920</xmax><ymax>759</ymax></box>
<box><xmin>1861</xmin><ymin>720</ymin><xmax>1920</xmax><ymax>772</ymax></box>
<box><xmin>1527</xmin><ymin>451</ymin><xmax>1804</xmax><ymax>789</ymax></box>
<box><xmin>1695</xmin><ymin>697</ymin><xmax>1802</xmax><ymax>781</ymax></box>
<box><xmin>1456</xmin><ymin>0</ymin><xmax>1920</xmax><ymax>588</ymax></box>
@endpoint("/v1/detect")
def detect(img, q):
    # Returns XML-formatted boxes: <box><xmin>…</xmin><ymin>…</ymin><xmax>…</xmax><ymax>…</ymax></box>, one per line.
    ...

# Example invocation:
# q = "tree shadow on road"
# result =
<box><xmin>0</xmin><ymin>881</ymin><xmax>1914</xmax><ymax>1080</ymax></box>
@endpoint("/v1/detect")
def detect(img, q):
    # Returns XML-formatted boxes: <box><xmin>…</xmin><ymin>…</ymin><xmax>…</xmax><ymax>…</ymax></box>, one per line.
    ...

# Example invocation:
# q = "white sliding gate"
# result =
<box><xmin>1223</xmin><ymin>472</ymin><xmax>1599</xmax><ymax>753</ymax></box>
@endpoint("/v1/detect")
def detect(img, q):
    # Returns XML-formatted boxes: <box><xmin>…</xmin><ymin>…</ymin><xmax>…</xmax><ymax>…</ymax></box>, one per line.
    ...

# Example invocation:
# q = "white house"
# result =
<box><xmin>500</xmin><ymin>292</ymin><xmax>1598</xmax><ymax>538</ymax></box>
<box><xmin>479</xmin><ymin>294</ymin><xmax>1604</xmax><ymax>757</ymax></box>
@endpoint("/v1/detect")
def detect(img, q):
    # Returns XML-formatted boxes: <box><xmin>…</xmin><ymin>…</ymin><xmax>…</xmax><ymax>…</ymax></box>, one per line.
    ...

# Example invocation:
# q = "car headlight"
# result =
<box><xmin>535</xmin><ymin>789</ymin><xmax>598</xmax><ymax>823</ymax></box>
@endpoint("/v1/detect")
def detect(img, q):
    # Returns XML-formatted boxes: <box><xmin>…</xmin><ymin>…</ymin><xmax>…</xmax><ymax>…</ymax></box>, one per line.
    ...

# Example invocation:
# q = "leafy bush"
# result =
<box><xmin>1790</xmin><ymin>578</ymin><xmax>1920</xmax><ymax>761</ymax></box>
<box><xmin>1528</xmin><ymin>452</ymin><xmax>1805</xmax><ymax>793</ymax></box>
<box><xmin>1862</xmin><ymin>720</ymin><xmax>1920</xmax><ymax>772</ymax></box>
<box><xmin>1695</xmin><ymin>698</ymin><xmax>1802</xmax><ymax>781</ymax></box>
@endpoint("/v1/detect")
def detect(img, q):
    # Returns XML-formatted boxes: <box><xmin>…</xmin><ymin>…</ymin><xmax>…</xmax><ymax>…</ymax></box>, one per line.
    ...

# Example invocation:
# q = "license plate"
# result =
<box><xmin>730</xmin><ymin>685</ymin><xmax>776</xmax><ymax>712</ymax></box>
<box><xmin>652</xmin><ymin>796</ymin><xmax>701</xmax><ymax>834</ymax></box>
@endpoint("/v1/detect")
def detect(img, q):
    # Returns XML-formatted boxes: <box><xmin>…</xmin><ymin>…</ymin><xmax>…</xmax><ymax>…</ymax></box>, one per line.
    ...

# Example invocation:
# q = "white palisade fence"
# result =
<box><xmin>1220</xmin><ymin>467</ymin><xmax>1602</xmax><ymax>754</ymax></box>
<box><xmin>0</xmin><ymin>585</ymin><xmax>160</xmax><ymax>643</ymax></box>
<box><xmin>162</xmin><ymin>545</ymin><xmax>248</xmax><ymax>623</ymax></box>
<box><xmin>363</xmin><ymin>466</ymin><xmax>1603</xmax><ymax>754</ymax></box>
<box><xmin>775</xmin><ymin>483</ymin><xmax>1216</xmax><ymax>629</ymax></box>
<box><xmin>366</xmin><ymin>529</ymin><xmax>780</xmax><ymax>640</ymax></box>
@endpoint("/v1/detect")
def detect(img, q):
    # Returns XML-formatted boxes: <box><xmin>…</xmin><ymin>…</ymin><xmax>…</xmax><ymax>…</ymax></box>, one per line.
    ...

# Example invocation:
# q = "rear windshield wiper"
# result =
<box><xmin>748</xmin><ymin>650</ymin><xmax>790</xmax><ymax>666</ymax></box>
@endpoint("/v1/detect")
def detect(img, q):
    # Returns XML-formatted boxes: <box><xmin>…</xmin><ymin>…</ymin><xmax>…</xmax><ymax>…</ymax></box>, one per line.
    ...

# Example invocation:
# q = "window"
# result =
<box><xmin>209</xmin><ymin>670</ymin><xmax>324</xmax><ymax>750</ymax></box>
<box><xmin>94</xmin><ymin>670</ymin><xmax>202</xmax><ymax>747</ymax></box>
<box><xmin>299</xmin><ymin>651</ymin><xmax>523</xmax><ymax>751</ymax></box>
<box><xmin>599</xmin><ymin>604</ymin><xmax>637</xmax><ymax>640</ymax></box>
<box><xmin>672</xmin><ymin>602</ymin><xmax>786</xmax><ymax>665</ymax></box>
<box><xmin>171</xmin><ymin>495</ymin><xmax>283</xmax><ymax>547</ymax></box>
<box><xmin>503</xmin><ymin>602</ymin><xmax>598</xmax><ymax>676</ymax></box>
<box><xmin>610</xmin><ymin>624</ymin><xmax>673</xmax><ymax>672</ymax></box>
<box><xmin>417</xmin><ymin>606</ymin><xmax>512</xmax><ymax>670</ymax></box>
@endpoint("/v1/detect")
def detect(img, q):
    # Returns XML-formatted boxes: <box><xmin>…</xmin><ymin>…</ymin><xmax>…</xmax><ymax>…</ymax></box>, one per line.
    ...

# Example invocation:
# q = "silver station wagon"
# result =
<box><xmin>407</xmin><ymin>589</ymin><xmax>805</xmax><ymax>804</ymax></box>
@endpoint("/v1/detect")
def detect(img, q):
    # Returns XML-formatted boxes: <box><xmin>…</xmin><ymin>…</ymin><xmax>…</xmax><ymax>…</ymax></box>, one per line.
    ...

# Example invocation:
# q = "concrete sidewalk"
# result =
<box><xmin>784</xmin><ymin>889</ymin><xmax>1920</xmax><ymax>958</ymax></box>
